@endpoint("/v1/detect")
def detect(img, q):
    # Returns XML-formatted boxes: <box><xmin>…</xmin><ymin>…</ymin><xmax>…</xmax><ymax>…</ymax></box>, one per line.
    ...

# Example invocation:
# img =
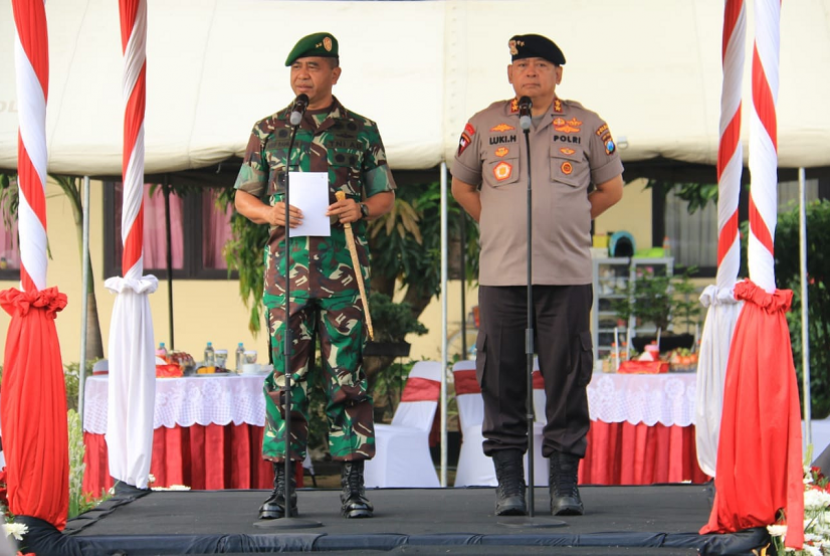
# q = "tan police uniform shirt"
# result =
<box><xmin>452</xmin><ymin>97</ymin><xmax>624</xmax><ymax>286</ymax></box>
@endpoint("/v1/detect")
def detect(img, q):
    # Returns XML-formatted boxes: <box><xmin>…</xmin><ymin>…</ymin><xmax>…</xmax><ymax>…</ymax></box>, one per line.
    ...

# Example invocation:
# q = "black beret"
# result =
<box><xmin>285</xmin><ymin>32</ymin><xmax>339</xmax><ymax>66</ymax></box>
<box><xmin>509</xmin><ymin>34</ymin><xmax>566</xmax><ymax>66</ymax></box>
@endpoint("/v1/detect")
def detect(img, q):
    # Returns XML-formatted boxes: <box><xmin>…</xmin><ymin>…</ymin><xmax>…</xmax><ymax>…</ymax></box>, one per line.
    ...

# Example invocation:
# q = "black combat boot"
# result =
<box><xmin>549</xmin><ymin>451</ymin><xmax>584</xmax><ymax>516</ymax></box>
<box><xmin>492</xmin><ymin>450</ymin><xmax>527</xmax><ymax>516</ymax></box>
<box><xmin>258</xmin><ymin>462</ymin><xmax>298</xmax><ymax>519</ymax></box>
<box><xmin>340</xmin><ymin>461</ymin><xmax>374</xmax><ymax>518</ymax></box>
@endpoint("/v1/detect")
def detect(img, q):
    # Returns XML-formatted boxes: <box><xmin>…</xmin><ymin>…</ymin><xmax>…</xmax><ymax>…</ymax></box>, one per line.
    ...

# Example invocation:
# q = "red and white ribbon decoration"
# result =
<box><xmin>13</xmin><ymin>0</ymin><xmax>49</xmax><ymax>293</ymax></box>
<box><xmin>716</xmin><ymin>0</ymin><xmax>746</xmax><ymax>292</ymax></box>
<box><xmin>119</xmin><ymin>0</ymin><xmax>147</xmax><ymax>281</ymax></box>
<box><xmin>747</xmin><ymin>0</ymin><xmax>781</xmax><ymax>293</ymax></box>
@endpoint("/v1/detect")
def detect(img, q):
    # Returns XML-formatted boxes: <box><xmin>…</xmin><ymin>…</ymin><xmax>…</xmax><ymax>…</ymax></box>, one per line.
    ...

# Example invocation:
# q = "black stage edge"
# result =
<box><xmin>21</xmin><ymin>485</ymin><xmax>770</xmax><ymax>556</ymax></box>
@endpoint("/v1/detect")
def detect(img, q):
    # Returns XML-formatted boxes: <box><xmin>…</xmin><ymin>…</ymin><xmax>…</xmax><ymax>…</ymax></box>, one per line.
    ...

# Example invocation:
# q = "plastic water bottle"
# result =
<box><xmin>662</xmin><ymin>235</ymin><xmax>672</xmax><ymax>258</ymax></box>
<box><xmin>156</xmin><ymin>342</ymin><xmax>168</xmax><ymax>359</ymax></box>
<box><xmin>204</xmin><ymin>341</ymin><xmax>215</xmax><ymax>369</ymax></box>
<box><xmin>235</xmin><ymin>342</ymin><xmax>245</xmax><ymax>373</ymax></box>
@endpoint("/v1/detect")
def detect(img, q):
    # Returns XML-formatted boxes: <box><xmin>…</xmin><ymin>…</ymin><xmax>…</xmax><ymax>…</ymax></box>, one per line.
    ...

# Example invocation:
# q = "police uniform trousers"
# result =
<box><xmin>476</xmin><ymin>284</ymin><xmax>594</xmax><ymax>458</ymax></box>
<box><xmin>263</xmin><ymin>290</ymin><xmax>375</xmax><ymax>463</ymax></box>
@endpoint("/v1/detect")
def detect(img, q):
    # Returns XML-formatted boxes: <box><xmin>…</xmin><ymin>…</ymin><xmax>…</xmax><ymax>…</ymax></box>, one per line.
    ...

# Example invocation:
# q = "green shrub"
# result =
<box><xmin>67</xmin><ymin>408</ymin><xmax>109</xmax><ymax>518</ymax></box>
<box><xmin>773</xmin><ymin>199</ymin><xmax>830</xmax><ymax>418</ymax></box>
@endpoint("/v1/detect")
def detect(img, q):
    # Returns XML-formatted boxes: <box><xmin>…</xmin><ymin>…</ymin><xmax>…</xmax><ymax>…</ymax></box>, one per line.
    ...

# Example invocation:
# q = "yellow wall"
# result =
<box><xmin>0</xmin><ymin>179</ymin><xmax>263</xmax><ymax>368</ymax></box>
<box><xmin>405</xmin><ymin>179</ymin><xmax>656</xmax><ymax>361</ymax></box>
<box><xmin>593</xmin><ymin>177</ymin><xmax>653</xmax><ymax>254</ymax></box>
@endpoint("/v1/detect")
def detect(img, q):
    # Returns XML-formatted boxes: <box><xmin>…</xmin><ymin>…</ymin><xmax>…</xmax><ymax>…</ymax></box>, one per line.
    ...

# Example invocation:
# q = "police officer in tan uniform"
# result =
<box><xmin>452</xmin><ymin>34</ymin><xmax>623</xmax><ymax>517</ymax></box>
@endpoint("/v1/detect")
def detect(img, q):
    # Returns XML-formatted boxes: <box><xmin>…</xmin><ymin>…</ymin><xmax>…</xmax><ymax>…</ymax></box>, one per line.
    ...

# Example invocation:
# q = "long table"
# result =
<box><xmin>82</xmin><ymin>374</ymin><xmax>275</xmax><ymax>496</ymax></box>
<box><xmin>580</xmin><ymin>371</ymin><xmax>709</xmax><ymax>485</ymax></box>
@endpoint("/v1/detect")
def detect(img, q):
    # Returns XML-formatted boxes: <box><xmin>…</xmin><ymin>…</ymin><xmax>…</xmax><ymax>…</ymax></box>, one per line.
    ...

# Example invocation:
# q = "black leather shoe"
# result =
<box><xmin>340</xmin><ymin>461</ymin><xmax>373</xmax><ymax>518</ymax></box>
<box><xmin>492</xmin><ymin>450</ymin><xmax>527</xmax><ymax>516</ymax></box>
<box><xmin>259</xmin><ymin>462</ymin><xmax>298</xmax><ymax>519</ymax></box>
<box><xmin>549</xmin><ymin>452</ymin><xmax>584</xmax><ymax>516</ymax></box>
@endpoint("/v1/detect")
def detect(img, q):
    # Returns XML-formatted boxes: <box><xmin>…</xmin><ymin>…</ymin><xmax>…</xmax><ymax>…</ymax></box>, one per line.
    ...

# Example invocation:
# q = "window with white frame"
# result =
<box><xmin>103</xmin><ymin>183</ymin><xmax>235</xmax><ymax>280</ymax></box>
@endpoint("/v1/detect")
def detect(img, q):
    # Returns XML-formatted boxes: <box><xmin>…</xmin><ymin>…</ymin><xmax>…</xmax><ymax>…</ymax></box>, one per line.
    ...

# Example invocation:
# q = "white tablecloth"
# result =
<box><xmin>83</xmin><ymin>374</ymin><xmax>268</xmax><ymax>434</ymax></box>
<box><xmin>586</xmin><ymin>372</ymin><xmax>697</xmax><ymax>427</ymax></box>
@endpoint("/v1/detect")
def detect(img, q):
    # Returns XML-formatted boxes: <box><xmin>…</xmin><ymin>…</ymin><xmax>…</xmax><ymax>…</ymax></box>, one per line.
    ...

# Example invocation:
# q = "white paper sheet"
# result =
<box><xmin>287</xmin><ymin>172</ymin><xmax>330</xmax><ymax>237</ymax></box>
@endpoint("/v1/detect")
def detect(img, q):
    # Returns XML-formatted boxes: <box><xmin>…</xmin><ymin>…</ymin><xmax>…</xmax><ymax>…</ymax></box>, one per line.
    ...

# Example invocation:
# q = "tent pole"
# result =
<box><xmin>460</xmin><ymin>211</ymin><xmax>467</xmax><ymax>358</ymax></box>
<box><xmin>164</xmin><ymin>177</ymin><xmax>174</xmax><ymax>349</ymax></box>
<box><xmin>799</xmin><ymin>167</ymin><xmax>811</xmax><ymax>447</ymax></box>
<box><xmin>78</xmin><ymin>176</ymin><xmax>91</xmax><ymax>427</ymax></box>
<box><xmin>440</xmin><ymin>161</ymin><xmax>448</xmax><ymax>488</ymax></box>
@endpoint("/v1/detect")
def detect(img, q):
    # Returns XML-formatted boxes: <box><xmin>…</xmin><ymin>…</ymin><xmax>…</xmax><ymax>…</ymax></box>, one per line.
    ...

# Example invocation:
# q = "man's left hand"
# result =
<box><xmin>326</xmin><ymin>198</ymin><xmax>361</xmax><ymax>224</ymax></box>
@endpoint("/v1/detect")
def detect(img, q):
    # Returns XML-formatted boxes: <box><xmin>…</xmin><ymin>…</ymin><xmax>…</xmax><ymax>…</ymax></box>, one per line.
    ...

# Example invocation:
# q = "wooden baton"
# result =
<box><xmin>335</xmin><ymin>191</ymin><xmax>374</xmax><ymax>340</ymax></box>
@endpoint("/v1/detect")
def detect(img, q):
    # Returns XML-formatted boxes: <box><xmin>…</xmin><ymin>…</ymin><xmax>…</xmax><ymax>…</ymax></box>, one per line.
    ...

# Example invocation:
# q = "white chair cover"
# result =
<box><xmin>453</xmin><ymin>361</ymin><xmax>495</xmax><ymax>487</ymax></box>
<box><xmin>527</xmin><ymin>369</ymin><xmax>548</xmax><ymax>486</ymax></box>
<box><xmin>364</xmin><ymin>361</ymin><xmax>441</xmax><ymax>488</ymax></box>
<box><xmin>452</xmin><ymin>361</ymin><xmax>548</xmax><ymax>486</ymax></box>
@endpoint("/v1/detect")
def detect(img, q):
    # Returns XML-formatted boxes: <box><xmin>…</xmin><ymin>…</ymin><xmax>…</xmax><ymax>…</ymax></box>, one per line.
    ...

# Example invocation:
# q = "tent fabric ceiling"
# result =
<box><xmin>1</xmin><ymin>0</ymin><xmax>829</xmax><ymax>182</ymax></box>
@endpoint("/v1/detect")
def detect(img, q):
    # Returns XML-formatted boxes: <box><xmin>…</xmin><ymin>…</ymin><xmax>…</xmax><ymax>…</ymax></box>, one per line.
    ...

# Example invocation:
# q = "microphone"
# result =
<box><xmin>289</xmin><ymin>93</ymin><xmax>309</xmax><ymax>126</ymax></box>
<box><xmin>518</xmin><ymin>96</ymin><xmax>532</xmax><ymax>130</ymax></box>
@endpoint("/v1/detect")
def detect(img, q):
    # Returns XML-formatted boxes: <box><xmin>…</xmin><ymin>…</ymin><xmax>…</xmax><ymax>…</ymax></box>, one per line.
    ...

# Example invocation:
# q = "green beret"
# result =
<box><xmin>285</xmin><ymin>32</ymin><xmax>339</xmax><ymax>66</ymax></box>
<box><xmin>509</xmin><ymin>34</ymin><xmax>566</xmax><ymax>66</ymax></box>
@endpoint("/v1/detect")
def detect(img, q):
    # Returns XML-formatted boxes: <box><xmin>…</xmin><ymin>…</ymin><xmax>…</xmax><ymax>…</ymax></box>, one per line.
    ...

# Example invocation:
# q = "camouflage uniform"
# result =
<box><xmin>234</xmin><ymin>96</ymin><xmax>396</xmax><ymax>463</ymax></box>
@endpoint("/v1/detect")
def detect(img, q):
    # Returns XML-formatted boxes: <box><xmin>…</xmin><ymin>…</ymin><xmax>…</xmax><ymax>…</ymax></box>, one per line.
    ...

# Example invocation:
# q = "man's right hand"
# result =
<box><xmin>266</xmin><ymin>202</ymin><xmax>304</xmax><ymax>228</ymax></box>
<box><xmin>235</xmin><ymin>190</ymin><xmax>304</xmax><ymax>227</ymax></box>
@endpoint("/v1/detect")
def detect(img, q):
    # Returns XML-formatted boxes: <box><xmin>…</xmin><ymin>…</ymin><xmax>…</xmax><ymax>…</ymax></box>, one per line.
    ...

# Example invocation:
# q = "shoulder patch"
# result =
<box><xmin>458</xmin><ymin>123</ymin><xmax>476</xmax><ymax>156</ymax></box>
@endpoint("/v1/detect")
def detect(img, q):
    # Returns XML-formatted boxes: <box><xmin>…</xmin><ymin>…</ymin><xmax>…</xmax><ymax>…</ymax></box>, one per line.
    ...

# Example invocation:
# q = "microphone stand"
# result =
<box><xmin>255</xmin><ymin>107</ymin><xmax>321</xmax><ymax>529</ymax></box>
<box><xmin>522</xmin><ymin>117</ymin><xmax>536</xmax><ymax>518</ymax></box>
<box><xmin>501</xmin><ymin>102</ymin><xmax>564</xmax><ymax>529</ymax></box>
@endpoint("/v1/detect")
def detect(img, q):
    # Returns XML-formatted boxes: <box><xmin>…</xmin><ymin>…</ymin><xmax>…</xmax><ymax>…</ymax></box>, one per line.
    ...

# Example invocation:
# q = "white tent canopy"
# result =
<box><xmin>2</xmin><ymin>0</ymin><xmax>830</xmax><ymax>178</ymax></box>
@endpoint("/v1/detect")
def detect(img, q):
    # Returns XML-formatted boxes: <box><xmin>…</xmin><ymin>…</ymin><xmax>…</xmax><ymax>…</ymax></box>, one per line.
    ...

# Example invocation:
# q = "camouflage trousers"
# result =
<box><xmin>262</xmin><ymin>289</ymin><xmax>375</xmax><ymax>463</ymax></box>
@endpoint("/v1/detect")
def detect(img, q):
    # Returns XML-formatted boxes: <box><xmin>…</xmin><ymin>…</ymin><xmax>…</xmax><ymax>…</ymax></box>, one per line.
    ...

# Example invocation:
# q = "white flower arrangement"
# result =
<box><xmin>769</xmin><ymin>465</ymin><xmax>830</xmax><ymax>555</ymax></box>
<box><xmin>3</xmin><ymin>521</ymin><xmax>28</xmax><ymax>541</ymax></box>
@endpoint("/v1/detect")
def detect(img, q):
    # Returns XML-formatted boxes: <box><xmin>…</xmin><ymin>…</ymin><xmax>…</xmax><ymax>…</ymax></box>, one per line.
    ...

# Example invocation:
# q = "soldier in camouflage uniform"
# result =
<box><xmin>234</xmin><ymin>32</ymin><xmax>396</xmax><ymax>520</ymax></box>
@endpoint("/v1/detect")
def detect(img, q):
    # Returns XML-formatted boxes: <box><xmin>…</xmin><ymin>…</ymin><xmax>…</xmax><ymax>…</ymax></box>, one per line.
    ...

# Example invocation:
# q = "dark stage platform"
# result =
<box><xmin>23</xmin><ymin>485</ymin><xmax>769</xmax><ymax>555</ymax></box>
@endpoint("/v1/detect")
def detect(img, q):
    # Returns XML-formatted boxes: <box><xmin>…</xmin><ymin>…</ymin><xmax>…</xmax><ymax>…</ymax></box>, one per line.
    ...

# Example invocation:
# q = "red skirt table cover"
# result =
<box><xmin>580</xmin><ymin>372</ymin><xmax>709</xmax><ymax>485</ymax></box>
<box><xmin>82</xmin><ymin>374</ymin><xmax>300</xmax><ymax>495</ymax></box>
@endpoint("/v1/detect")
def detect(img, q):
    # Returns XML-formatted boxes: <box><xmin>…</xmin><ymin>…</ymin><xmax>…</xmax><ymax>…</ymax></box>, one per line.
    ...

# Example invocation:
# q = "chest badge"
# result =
<box><xmin>493</xmin><ymin>161</ymin><xmax>513</xmax><ymax>181</ymax></box>
<box><xmin>554</xmin><ymin>117</ymin><xmax>583</xmax><ymax>134</ymax></box>
<box><xmin>491</xmin><ymin>123</ymin><xmax>515</xmax><ymax>132</ymax></box>
<box><xmin>561</xmin><ymin>161</ymin><xmax>573</xmax><ymax>175</ymax></box>
<box><xmin>495</xmin><ymin>147</ymin><xmax>509</xmax><ymax>157</ymax></box>
<box><xmin>559</xmin><ymin>147</ymin><xmax>575</xmax><ymax>155</ymax></box>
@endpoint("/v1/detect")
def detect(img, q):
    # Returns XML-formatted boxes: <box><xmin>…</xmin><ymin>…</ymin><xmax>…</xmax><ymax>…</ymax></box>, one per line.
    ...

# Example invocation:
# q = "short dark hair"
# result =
<box><xmin>327</xmin><ymin>57</ymin><xmax>340</xmax><ymax>69</ymax></box>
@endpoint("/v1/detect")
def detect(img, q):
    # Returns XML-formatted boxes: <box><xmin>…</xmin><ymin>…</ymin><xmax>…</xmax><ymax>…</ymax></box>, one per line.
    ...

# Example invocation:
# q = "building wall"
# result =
<box><xmin>0</xmin><ymin>178</ymin><xmax>656</xmax><ymax>368</ymax></box>
<box><xmin>0</xmin><ymin>179</ymin><xmax>263</xmax><ymax>369</ymax></box>
<box><xmin>405</xmin><ymin>179</ymin><xmax>655</xmax><ymax>361</ymax></box>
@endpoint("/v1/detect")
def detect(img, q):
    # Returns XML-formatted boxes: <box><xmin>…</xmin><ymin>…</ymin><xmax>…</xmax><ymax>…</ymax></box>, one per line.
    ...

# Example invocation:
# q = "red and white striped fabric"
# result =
<box><xmin>120</xmin><ymin>0</ymin><xmax>147</xmax><ymax>281</ymax></box>
<box><xmin>747</xmin><ymin>0</ymin><xmax>780</xmax><ymax>293</ymax></box>
<box><xmin>703</xmin><ymin>1</ymin><xmax>805</xmax><ymax>550</ymax></box>
<box><xmin>105</xmin><ymin>0</ymin><xmax>158</xmax><ymax>492</ymax></box>
<box><xmin>13</xmin><ymin>0</ymin><xmax>49</xmax><ymax>293</ymax></box>
<box><xmin>716</xmin><ymin>0</ymin><xmax>746</xmax><ymax>292</ymax></box>
<box><xmin>695</xmin><ymin>0</ymin><xmax>747</xmax><ymax>478</ymax></box>
<box><xmin>2</xmin><ymin>0</ymin><xmax>70</xmax><ymax>530</ymax></box>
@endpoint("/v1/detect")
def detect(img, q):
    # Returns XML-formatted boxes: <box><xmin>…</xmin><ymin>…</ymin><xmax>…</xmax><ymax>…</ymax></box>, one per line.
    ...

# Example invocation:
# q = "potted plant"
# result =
<box><xmin>612</xmin><ymin>265</ymin><xmax>701</xmax><ymax>353</ymax></box>
<box><xmin>361</xmin><ymin>293</ymin><xmax>428</xmax><ymax>423</ymax></box>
